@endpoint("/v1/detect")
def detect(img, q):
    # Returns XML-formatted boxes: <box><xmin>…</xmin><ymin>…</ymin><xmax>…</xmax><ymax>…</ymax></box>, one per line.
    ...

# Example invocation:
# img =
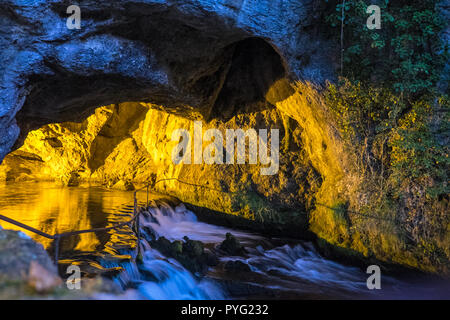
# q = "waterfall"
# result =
<box><xmin>96</xmin><ymin>202</ymin><xmax>386</xmax><ymax>300</ymax></box>
<box><xmin>98</xmin><ymin>203</ymin><xmax>226</xmax><ymax>300</ymax></box>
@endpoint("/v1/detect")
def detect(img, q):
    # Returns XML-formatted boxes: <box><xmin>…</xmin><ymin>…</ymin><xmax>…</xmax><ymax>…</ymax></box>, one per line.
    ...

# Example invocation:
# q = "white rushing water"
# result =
<box><xmin>0</xmin><ymin>182</ymin><xmax>445</xmax><ymax>300</ymax></box>
<box><xmin>98</xmin><ymin>202</ymin><xmax>383</xmax><ymax>300</ymax></box>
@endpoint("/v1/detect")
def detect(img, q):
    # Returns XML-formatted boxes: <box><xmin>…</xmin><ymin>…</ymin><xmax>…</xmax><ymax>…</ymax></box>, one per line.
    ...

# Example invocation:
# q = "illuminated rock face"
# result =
<box><xmin>0</xmin><ymin>102</ymin><xmax>320</xmax><ymax>235</ymax></box>
<box><xmin>0</xmin><ymin>0</ymin><xmax>334</xmax><ymax>162</ymax></box>
<box><xmin>0</xmin><ymin>0</ymin><xmax>336</xmax><ymax>242</ymax></box>
<box><xmin>0</xmin><ymin>0</ymin><xmax>335</xmax><ymax>240</ymax></box>
<box><xmin>3</xmin><ymin>89</ymin><xmax>449</xmax><ymax>275</ymax></box>
<box><xmin>1</xmin><ymin>1</ymin><xmax>448</xmax><ymax>275</ymax></box>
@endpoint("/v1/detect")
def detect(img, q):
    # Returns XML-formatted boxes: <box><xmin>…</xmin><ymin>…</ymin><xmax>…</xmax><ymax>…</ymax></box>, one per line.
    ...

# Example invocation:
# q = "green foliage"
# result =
<box><xmin>324</xmin><ymin>0</ymin><xmax>449</xmax><ymax>198</ymax></box>
<box><xmin>390</xmin><ymin>96</ymin><xmax>450</xmax><ymax>197</ymax></box>
<box><xmin>322</xmin><ymin>1</ymin><xmax>449</xmax><ymax>271</ymax></box>
<box><xmin>326</xmin><ymin>79</ymin><xmax>449</xmax><ymax>198</ymax></box>
<box><xmin>325</xmin><ymin>81</ymin><xmax>449</xmax><ymax>268</ymax></box>
<box><xmin>325</xmin><ymin>0</ymin><xmax>448</xmax><ymax>96</ymax></box>
<box><xmin>326</xmin><ymin>78</ymin><xmax>402</xmax><ymax>143</ymax></box>
<box><xmin>325</xmin><ymin>79</ymin><xmax>400</xmax><ymax>185</ymax></box>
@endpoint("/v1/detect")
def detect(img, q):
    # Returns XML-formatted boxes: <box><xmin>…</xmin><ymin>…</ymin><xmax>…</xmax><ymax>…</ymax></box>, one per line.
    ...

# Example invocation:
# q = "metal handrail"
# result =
<box><xmin>0</xmin><ymin>178</ymin><xmax>395</xmax><ymax>266</ymax></box>
<box><xmin>0</xmin><ymin>190</ymin><xmax>144</xmax><ymax>264</ymax></box>
<box><xmin>0</xmin><ymin>177</ymin><xmax>233</xmax><ymax>266</ymax></box>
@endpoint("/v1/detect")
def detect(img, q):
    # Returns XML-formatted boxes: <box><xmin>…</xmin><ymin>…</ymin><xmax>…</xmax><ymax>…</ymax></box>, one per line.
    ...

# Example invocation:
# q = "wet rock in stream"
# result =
<box><xmin>0</xmin><ymin>228</ymin><xmax>121</xmax><ymax>299</ymax></box>
<box><xmin>224</xmin><ymin>260</ymin><xmax>251</xmax><ymax>273</ymax></box>
<box><xmin>218</xmin><ymin>232</ymin><xmax>247</xmax><ymax>256</ymax></box>
<box><xmin>149</xmin><ymin>236</ymin><xmax>218</xmax><ymax>276</ymax></box>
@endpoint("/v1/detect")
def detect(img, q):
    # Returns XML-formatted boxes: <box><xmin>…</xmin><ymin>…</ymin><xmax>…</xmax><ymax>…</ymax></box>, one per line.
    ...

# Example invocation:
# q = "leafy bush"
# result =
<box><xmin>390</xmin><ymin>96</ymin><xmax>449</xmax><ymax>197</ymax></box>
<box><xmin>325</xmin><ymin>0</ymin><xmax>448</xmax><ymax>96</ymax></box>
<box><xmin>321</xmin><ymin>0</ymin><xmax>449</xmax><ymax>271</ymax></box>
<box><xmin>324</xmin><ymin>0</ymin><xmax>448</xmax><ymax>197</ymax></box>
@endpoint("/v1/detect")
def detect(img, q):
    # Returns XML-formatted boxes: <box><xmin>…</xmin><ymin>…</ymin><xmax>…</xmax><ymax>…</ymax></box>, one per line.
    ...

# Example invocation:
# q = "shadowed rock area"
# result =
<box><xmin>1</xmin><ymin>0</ymin><xmax>448</xmax><ymax>278</ymax></box>
<box><xmin>0</xmin><ymin>0</ymin><xmax>334</xmax><ymax>159</ymax></box>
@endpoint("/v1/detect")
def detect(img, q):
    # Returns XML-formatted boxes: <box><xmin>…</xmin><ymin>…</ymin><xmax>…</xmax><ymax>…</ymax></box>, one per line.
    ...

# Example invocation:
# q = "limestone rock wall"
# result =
<box><xmin>1</xmin><ymin>1</ymin><xmax>448</xmax><ymax>275</ymax></box>
<box><xmin>0</xmin><ymin>0</ymin><xmax>334</xmax><ymax>162</ymax></box>
<box><xmin>0</xmin><ymin>102</ymin><xmax>319</xmax><ymax>235</ymax></box>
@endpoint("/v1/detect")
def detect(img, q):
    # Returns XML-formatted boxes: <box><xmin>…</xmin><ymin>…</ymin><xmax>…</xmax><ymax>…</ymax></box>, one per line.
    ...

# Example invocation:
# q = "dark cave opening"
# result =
<box><xmin>210</xmin><ymin>37</ymin><xmax>289</xmax><ymax>120</ymax></box>
<box><xmin>14</xmin><ymin>36</ymin><xmax>292</xmax><ymax>152</ymax></box>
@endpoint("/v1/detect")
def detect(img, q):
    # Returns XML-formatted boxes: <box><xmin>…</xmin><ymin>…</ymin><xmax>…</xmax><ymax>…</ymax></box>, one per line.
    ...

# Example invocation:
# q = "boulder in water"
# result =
<box><xmin>219</xmin><ymin>233</ymin><xmax>247</xmax><ymax>256</ymax></box>
<box><xmin>182</xmin><ymin>236</ymin><xmax>204</xmax><ymax>257</ymax></box>
<box><xmin>150</xmin><ymin>236</ymin><xmax>218</xmax><ymax>275</ymax></box>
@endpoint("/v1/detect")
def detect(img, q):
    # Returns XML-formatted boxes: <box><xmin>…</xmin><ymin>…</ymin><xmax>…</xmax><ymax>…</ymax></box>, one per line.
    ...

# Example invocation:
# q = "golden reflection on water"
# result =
<box><xmin>0</xmin><ymin>181</ymin><xmax>140</xmax><ymax>254</ymax></box>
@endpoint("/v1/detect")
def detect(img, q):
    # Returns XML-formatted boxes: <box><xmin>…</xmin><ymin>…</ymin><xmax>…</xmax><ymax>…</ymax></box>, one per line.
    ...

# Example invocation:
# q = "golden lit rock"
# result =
<box><xmin>0</xmin><ymin>83</ymin><xmax>447</xmax><ymax>275</ymax></box>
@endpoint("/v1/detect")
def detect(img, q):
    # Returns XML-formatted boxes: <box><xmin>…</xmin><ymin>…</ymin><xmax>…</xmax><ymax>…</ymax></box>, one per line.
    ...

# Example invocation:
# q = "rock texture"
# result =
<box><xmin>0</xmin><ymin>102</ymin><xmax>318</xmax><ymax>233</ymax></box>
<box><xmin>0</xmin><ymin>0</ymin><xmax>334</xmax><ymax>161</ymax></box>
<box><xmin>0</xmin><ymin>228</ymin><xmax>121</xmax><ymax>298</ymax></box>
<box><xmin>0</xmin><ymin>229</ymin><xmax>57</xmax><ymax>281</ymax></box>
<box><xmin>1</xmin><ymin>1</ymin><xmax>448</xmax><ymax>276</ymax></box>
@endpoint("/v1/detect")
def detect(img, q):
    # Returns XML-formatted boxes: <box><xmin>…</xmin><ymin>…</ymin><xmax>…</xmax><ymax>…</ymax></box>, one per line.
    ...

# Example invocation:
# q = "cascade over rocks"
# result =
<box><xmin>1</xmin><ymin>0</ymin><xmax>448</xmax><ymax>276</ymax></box>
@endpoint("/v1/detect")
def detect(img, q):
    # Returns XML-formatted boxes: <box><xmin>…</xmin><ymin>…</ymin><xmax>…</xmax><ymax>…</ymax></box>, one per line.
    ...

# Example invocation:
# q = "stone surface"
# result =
<box><xmin>0</xmin><ymin>0</ymin><xmax>448</xmax><ymax>276</ymax></box>
<box><xmin>150</xmin><ymin>235</ymin><xmax>218</xmax><ymax>275</ymax></box>
<box><xmin>224</xmin><ymin>260</ymin><xmax>251</xmax><ymax>273</ymax></box>
<box><xmin>28</xmin><ymin>260</ymin><xmax>63</xmax><ymax>293</ymax></box>
<box><xmin>0</xmin><ymin>228</ymin><xmax>123</xmax><ymax>298</ymax></box>
<box><xmin>0</xmin><ymin>228</ymin><xmax>61</xmax><ymax>298</ymax></box>
<box><xmin>0</xmin><ymin>102</ymin><xmax>317</xmax><ymax>231</ymax></box>
<box><xmin>112</xmin><ymin>180</ymin><xmax>135</xmax><ymax>191</ymax></box>
<box><xmin>0</xmin><ymin>0</ymin><xmax>335</xmax><ymax>161</ymax></box>
<box><xmin>0</xmin><ymin>229</ymin><xmax>57</xmax><ymax>281</ymax></box>
<box><xmin>219</xmin><ymin>232</ymin><xmax>247</xmax><ymax>256</ymax></box>
<box><xmin>1</xmin><ymin>94</ymin><xmax>448</xmax><ymax>275</ymax></box>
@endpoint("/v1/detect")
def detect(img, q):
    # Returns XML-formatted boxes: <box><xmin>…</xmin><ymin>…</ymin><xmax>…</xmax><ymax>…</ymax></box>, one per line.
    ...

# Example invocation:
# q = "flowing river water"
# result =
<box><xmin>0</xmin><ymin>181</ymin><xmax>448</xmax><ymax>299</ymax></box>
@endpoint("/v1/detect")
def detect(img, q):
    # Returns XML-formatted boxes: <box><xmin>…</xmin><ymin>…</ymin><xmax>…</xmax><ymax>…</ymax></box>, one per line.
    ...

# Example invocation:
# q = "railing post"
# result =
<box><xmin>54</xmin><ymin>235</ymin><xmax>60</xmax><ymax>265</ymax></box>
<box><xmin>134</xmin><ymin>191</ymin><xmax>141</xmax><ymax>262</ymax></box>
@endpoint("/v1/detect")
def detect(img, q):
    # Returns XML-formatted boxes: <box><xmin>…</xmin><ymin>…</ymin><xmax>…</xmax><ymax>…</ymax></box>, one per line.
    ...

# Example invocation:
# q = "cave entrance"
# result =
<box><xmin>0</xmin><ymin>97</ymin><xmax>315</xmax><ymax>241</ymax></box>
<box><xmin>0</xmin><ymin>36</ymin><xmax>312</xmax><ymax>236</ymax></box>
<box><xmin>208</xmin><ymin>38</ymin><xmax>291</xmax><ymax>119</ymax></box>
<box><xmin>11</xmin><ymin>37</ymin><xmax>292</xmax><ymax>149</ymax></box>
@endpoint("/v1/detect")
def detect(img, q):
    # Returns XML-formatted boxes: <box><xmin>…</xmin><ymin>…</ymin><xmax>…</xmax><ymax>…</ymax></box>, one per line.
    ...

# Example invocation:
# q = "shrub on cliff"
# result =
<box><xmin>325</xmin><ymin>0</ymin><xmax>447</xmax><ymax>96</ymax></box>
<box><xmin>323</xmin><ymin>0</ymin><xmax>449</xmax><ymax>272</ymax></box>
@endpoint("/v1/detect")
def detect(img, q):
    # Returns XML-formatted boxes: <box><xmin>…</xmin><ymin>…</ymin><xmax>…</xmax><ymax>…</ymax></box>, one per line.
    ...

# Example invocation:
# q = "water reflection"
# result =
<box><xmin>1</xmin><ymin>182</ymin><xmax>448</xmax><ymax>299</ymax></box>
<box><xmin>0</xmin><ymin>181</ymin><xmax>146</xmax><ymax>255</ymax></box>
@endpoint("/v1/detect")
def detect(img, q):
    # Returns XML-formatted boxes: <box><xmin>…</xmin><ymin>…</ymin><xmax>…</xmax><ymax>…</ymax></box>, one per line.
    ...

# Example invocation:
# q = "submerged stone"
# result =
<box><xmin>219</xmin><ymin>233</ymin><xmax>247</xmax><ymax>256</ymax></box>
<box><xmin>150</xmin><ymin>236</ymin><xmax>218</xmax><ymax>275</ymax></box>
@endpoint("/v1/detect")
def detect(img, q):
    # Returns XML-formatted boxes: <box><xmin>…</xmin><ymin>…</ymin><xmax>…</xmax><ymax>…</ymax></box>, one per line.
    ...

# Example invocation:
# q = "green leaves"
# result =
<box><xmin>325</xmin><ymin>79</ymin><xmax>449</xmax><ymax>199</ymax></box>
<box><xmin>390</xmin><ymin>96</ymin><xmax>450</xmax><ymax>197</ymax></box>
<box><xmin>324</xmin><ymin>0</ymin><xmax>447</xmax><ymax>97</ymax></box>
